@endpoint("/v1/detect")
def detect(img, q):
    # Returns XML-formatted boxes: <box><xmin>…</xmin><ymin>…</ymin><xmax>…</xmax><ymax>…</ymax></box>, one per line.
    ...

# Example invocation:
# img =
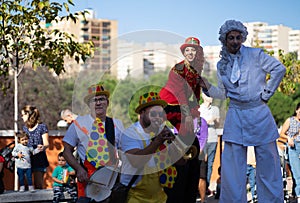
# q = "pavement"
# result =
<box><xmin>196</xmin><ymin>194</ymin><xmax>219</xmax><ymax>203</ymax></box>
<box><xmin>0</xmin><ymin>177</ymin><xmax>296</xmax><ymax>203</ymax></box>
<box><xmin>0</xmin><ymin>189</ymin><xmax>70</xmax><ymax>203</ymax></box>
<box><xmin>195</xmin><ymin>176</ymin><xmax>296</xmax><ymax>203</ymax></box>
<box><xmin>0</xmin><ymin>189</ymin><xmax>219</xmax><ymax>203</ymax></box>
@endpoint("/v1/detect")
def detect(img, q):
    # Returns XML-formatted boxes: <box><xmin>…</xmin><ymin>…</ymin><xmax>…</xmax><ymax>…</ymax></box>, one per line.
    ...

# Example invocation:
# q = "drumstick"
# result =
<box><xmin>106</xmin><ymin>163</ymin><xmax>119</xmax><ymax>187</ymax></box>
<box><xmin>88</xmin><ymin>179</ymin><xmax>106</xmax><ymax>186</ymax></box>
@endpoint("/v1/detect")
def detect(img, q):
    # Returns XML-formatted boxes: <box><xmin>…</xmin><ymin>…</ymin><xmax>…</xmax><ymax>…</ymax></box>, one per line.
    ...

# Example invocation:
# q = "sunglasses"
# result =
<box><xmin>149</xmin><ymin>111</ymin><xmax>165</xmax><ymax>118</ymax></box>
<box><xmin>89</xmin><ymin>97</ymin><xmax>107</xmax><ymax>103</ymax></box>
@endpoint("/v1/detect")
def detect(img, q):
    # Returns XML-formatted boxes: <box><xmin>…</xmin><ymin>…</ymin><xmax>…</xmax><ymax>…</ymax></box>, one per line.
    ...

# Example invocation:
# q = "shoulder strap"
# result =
<box><xmin>105</xmin><ymin>117</ymin><xmax>117</xmax><ymax>165</ymax></box>
<box><xmin>127</xmin><ymin>174</ymin><xmax>139</xmax><ymax>188</ymax></box>
<box><xmin>127</xmin><ymin>166</ymin><xmax>144</xmax><ymax>188</ymax></box>
<box><xmin>105</xmin><ymin>116</ymin><xmax>115</xmax><ymax>146</ymax></box>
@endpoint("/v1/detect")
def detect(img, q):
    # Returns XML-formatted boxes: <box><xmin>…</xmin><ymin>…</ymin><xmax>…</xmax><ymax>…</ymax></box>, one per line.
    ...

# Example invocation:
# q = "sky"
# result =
<box><xmin>61</xmin><ymin>0</ymin><xmax>300</xmax><ymax>46</ymax></box>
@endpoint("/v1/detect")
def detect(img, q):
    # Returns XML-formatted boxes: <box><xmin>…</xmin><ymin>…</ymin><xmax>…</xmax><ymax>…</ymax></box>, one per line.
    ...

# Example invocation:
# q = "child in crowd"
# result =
<box><xmin>52</xmin><ymin>152</ymin><xmax>77</xmax><ymax>203</ymax></box>
<box><xmin>12</xmin><ymin>131</ymin><xmax>36</xmax><ymax>192</ymax></box>
<box><xmin>247</xmin><ymin>146</ymin><xmax>257</xmax><ymax>202</ymax></box>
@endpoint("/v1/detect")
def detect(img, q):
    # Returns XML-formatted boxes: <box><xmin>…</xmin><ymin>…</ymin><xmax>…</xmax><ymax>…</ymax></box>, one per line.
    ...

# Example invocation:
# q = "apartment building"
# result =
<box><xmin>114</xmin><ymin>40</ymin><xmax>144</xmax><ymax>80</ymax></box>
<box><xmin>289</xmin><ymin>30</ymin><xmax>300</xmax><ymax>57</ymax></box>
<box><xmin>47</xmin><ymin>15</ymin><xmax>300</xmax><ymax>80</ymax></box>
<box><xmin>244</xmin><ymin>22</ymin><xmax>291</xmax><ymax>56</ymax></box>
<box><xmin>115</xmin><ymin>38</ymin><xmax>182</xmax><ymax>80</ymax></box>
<box><xmin>45</xmin><ymin>9</ymin><xmax>118</xmax><ymax>77</ymax></box>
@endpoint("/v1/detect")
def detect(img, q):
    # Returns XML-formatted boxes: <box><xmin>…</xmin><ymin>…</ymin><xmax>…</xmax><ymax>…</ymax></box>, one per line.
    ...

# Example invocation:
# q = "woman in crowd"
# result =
<box><xmin>21</xmin><ymin>105</ymin><xmax>49</xmax><ymax>189</ymax></box>
<box><xmin>280</xmin><ymin>102</ymin><xmax>300</xmax><ymax>203</ymax></box>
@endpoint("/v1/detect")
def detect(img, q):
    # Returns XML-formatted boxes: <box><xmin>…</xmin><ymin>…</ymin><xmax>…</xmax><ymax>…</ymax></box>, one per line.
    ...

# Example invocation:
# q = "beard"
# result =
<box><xmin>141</xmin><ymin>116</ymin><xmax>162</xmax><ymax>134</ymax></box>
<box><xmin>142</xmin><ymin>118</ymin><xmax>151</xmax><ymax>129</ymax></box>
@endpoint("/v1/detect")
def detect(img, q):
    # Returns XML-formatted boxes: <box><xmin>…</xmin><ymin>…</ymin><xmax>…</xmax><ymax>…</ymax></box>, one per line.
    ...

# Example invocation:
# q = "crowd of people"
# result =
<box><xmin>1</xmin><ymin>19</ymin><xmax>299</xmax><ymax>203</ymax></box>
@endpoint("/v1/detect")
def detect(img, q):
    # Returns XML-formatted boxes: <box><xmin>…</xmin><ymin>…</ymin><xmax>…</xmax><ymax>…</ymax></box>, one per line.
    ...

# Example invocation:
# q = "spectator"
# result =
<box><xmin>246</xmin><ymin>146</ymin><xmax>257</xmax><ymax>202</ymax></box>
<box><xmin>280</xmin><ymin>102</ymin><xmax>300</xmax><ymax>203</ymax></box>
<box><xmin>60</xmin><ymin>109</ymin><xmax>79</xmax><ymax>160</ymax></box>
<box><xmin>199</xmin><ymin>92</ymin><xmax>220</xmax><ymax>194</ymax></box>
<box><xmin>52</xmin><ymin>152</ymin><xmax>77</xmax><ymax>203</ymax></box>
<box><xmin>12</xmin><ymin>131</ymin><xmax>37</xmax><ymax>192</ymax></box>
<box><xmin>21</xmin><ymin>105</ymin><xmax>49</xmax><ymax>189</ymax></box>
<box><xmin>195</xmin><ymin>116</ymin><xmax>208</xmax><ymax>203</ymax></box>
<box><xmin>215</xmin><ymin>166</ymin><xmax>221</xmax><ymax>199</ymax></box>
<box><xmin>61</xmin><ymin>109</ymin><xmax>78</xmax><ymax>124</ymax></box>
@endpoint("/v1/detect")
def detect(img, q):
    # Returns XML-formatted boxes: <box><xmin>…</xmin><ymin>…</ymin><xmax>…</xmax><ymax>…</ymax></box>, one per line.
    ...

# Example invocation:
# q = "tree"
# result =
<box><xmin>277</xmin><ymin>50</ymin><xmax>300</xmax><ymax>95</ymax></box>
<box><xmin>0</xmin><ymin>0</ymin><xmax>93</xmax><ymax>128</ymax></box>
<box><xmin>267</xmin><ymin>50</ymin><xmax>300</xmax><ymax>126</ymax></box>
<box><xmin>0</xmin><ymin>0</ymin><xmax>93</xmax><ymax>89</ymax></box>
<box><xmin>268</xmin><ymin>91</ymin><xmax>294</xmax><ymax>126</ymax></box>
<box><xmin>0</xmin><ymin>0</ymin><xmax>94</xmax><ymax>189</ymax></box>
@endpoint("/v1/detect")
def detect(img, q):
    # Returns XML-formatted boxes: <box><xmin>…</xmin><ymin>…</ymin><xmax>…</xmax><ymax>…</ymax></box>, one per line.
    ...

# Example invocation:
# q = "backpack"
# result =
<box><xmin>0</xmin><ymin>142</ymin><xmax>15</xmax><ymax>172</ymax></box>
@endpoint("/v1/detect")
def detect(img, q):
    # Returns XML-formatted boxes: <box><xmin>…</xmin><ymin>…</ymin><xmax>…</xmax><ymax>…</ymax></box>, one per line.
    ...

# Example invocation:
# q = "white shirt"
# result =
<box><xmin>199</xmin><ymin>104</ymin><xmax>220</xmax><ymax>143</ymax></box>
<box><xmin>63</xmin><ymin>114</ymin><xmax>124</xmax><ymax>161</ymax></box>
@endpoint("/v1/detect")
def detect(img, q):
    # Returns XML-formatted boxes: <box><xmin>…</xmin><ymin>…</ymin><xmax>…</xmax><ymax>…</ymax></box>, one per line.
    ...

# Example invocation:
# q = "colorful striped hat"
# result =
<box><xmin>84</xmin><ymin>83</ymin><xmax>110</xmax><ymax>104</ymax></box>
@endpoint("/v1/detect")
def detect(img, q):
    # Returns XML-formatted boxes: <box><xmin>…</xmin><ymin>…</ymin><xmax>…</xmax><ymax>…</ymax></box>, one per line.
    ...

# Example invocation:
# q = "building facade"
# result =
<box><xmin>45</xmin><ymin>9</ymin><xmax>118</xmax><ymax>77</ymax></box>
<box><xmin>46</xmin><ymin>16</ymin><xmax>300</xmax><ymax>79</ymax></box>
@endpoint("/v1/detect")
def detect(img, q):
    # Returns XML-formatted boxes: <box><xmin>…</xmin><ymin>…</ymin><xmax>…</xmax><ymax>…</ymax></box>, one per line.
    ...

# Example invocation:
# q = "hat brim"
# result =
<box><xmin>180</xmin><ymin>44</ymin><xmax>201</xmax><ymax>54</ymax></box>
<box><xmin>84</xmin><ymin>91</ymin><xmax>110</xmax><ymax>104</ymax></box>
<box><xmin>135</xmin><ymin>100</ymin><xmax>167</xmax><ymax>114</ymax></box>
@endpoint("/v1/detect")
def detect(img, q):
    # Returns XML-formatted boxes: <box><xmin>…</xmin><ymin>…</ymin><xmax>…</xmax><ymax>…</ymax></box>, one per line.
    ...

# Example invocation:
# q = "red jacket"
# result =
<box><xmin>160</xmin><ymin>60</ymin><xmax>201</xmax><ymax>106</ymax></box>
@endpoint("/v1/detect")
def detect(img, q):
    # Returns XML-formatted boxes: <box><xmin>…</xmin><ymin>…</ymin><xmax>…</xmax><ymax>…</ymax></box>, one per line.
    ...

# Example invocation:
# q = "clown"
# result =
<box><xmin>63</xmin><ymin>83</ymin><xmax>125</xmax><ymax>200</ymax></box>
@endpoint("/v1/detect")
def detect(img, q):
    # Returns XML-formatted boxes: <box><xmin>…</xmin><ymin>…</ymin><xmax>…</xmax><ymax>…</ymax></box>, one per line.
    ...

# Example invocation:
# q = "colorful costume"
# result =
<box><xmin>159</xmin><ymin>37</ymin><xmax>204</xmax><ymax>203</ymax></box>
<box><xmin>160</xmin><ymin>60</ymin><xmax>201</xmax><ymax>134</ymax></box>
<box><xmin>63</xmin><ymin>115</ymin><xmax>124</xmax><ymax>198</ymax></box>
<box><xmin>63</xmin><ymin>83</ymin><xmax>125</xmax><ymax>199</ymax></box>
<box><xmin>120</xmin><ymin>122</ymin><xmax>168</xmax><ymax>203</ymax></box>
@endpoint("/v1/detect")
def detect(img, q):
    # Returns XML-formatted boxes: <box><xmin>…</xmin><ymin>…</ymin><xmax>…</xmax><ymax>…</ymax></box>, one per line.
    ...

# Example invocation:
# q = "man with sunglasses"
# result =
<box><xmin>199</xmin><ymin>20</ymin><xmax>286</xmax><ymax>203</ymax></box>
<box><xmin>62</xmin><ymin>83</ymin><xmax>124</xmax><ymax>201</ymax></box>
<box><xmin>120</xmin><ymin>91</ymin><xmax>176</xmax><ymax>203</ymax></box>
